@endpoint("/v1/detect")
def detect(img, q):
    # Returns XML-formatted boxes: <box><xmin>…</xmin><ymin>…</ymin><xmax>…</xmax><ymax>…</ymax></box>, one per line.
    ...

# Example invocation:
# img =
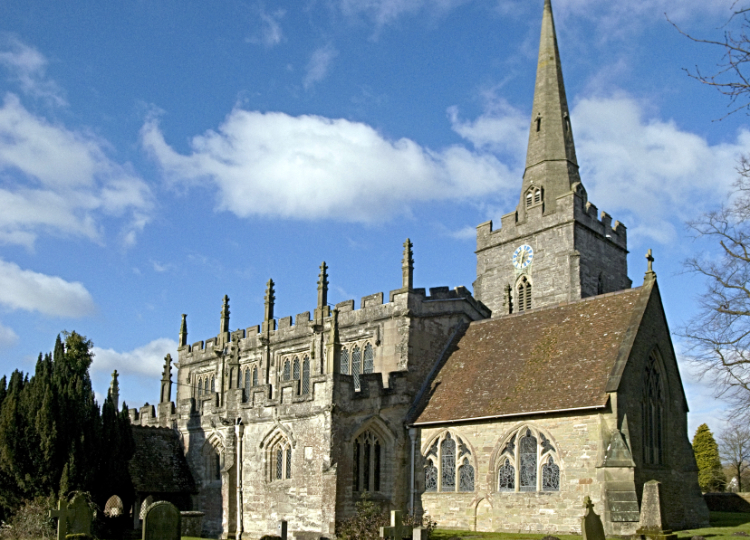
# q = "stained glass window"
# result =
<box><xmin>283</xmin><ymin>359</ymin><xmax>290</xmax><ymax>381</ymax></box>
<box><xmin>519</xmin><ymin>431</ymin><xmax>537</xmax><ymax>491</ymax></box>
<box><xmin>364</xmin><ymin>343</ymin><xmax>374</xmax><ymax>373</ymax></box>
<box><xmin>542</xmin><ymin>457</ymin><xmax>560</xmax><ymax>491</ymax></box>
<box><xmin>352</xmin><ymin>345</ymin><xmax>362</xmax><ymax>390</ymax></box>
<box><xmin>341</xmin><ymin>348</ymin><xmax>349</xmax><ymax>374</ymax></box>
<box><xmin>425</xmin><ymin>459</ymin><xmax>437</xmax><ymax>492</ymax></box>
<box><xmin>293</xmin><ymin>357</ymin><xmax>300</xmax><ymax>380</ymax></box>
<box><xmin>441</xmin><ymin>434</ymin><xmax>456</xmax><ymax>491</ymax></box>
<box><xmin>458</xmin><ymin>458</ymin><xmax>474</xmax><ymax>492</ymax></box>
<box><xmin>498</xmin><ymin>458</ymin><xmax>515</xmax><ymax>491</ymax></box>
<box><xmin>302</xmin><ymin>357</ymin><xmax>310</xmax><ymax>395</ymax></box>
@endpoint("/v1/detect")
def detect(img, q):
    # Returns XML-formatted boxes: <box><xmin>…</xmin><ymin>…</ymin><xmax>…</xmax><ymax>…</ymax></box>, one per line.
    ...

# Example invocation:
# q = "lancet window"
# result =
<box><xmin>269</xmin><ymin>437</ymin><xmax>292</xmax><ymax>481</ymax></box>
<box><xmin>210</xmin><ymin>376</ymin><xmax>215</xmax><ymax>393</ymax></box>
<box><xmin>643</xmin><ymin>350</ymin><xmax>665</xmax><ymax>465</ymax></box>
<box><xmin>353</xmin><ymin>430</ymin><xmax>381</xmax><ymax>492</ymax></box>
<box><xmin>517</xmin><ymin>277</ymin><xmax>532</xmax><ymax>312</ymax></box>
<box><xmin>283</xmin><ymin>359</ymin><xmax>291</xmax><ymax>381</ymax></box>
<box><xmin>302</xmin><ymin>356</ymin><xmax>310</xmax><ymax>395</ymax></box>
<box><xmin>364</xmin><ymin>343</ymin><xmax>374</xmax><ymax>374</ymax></box>
<box><xmin>197</xmin><ymin>377</ymin><xmax>203</xmax><ymax>397</ymax></box>
<box><xmin>244</xmin><ymin>369</ymin><xmax>251</xmax><ymax>401</ymax></box>
<box><xmin>252</xmin><ymin>366</ymin><xmax>258</xmax><ymax>387</ymax></box>
<box><xmin>423</xmin><ymin>432</ymin><xmax>474</xmax><ymax>492</ymax></box>
<box><xmin>341</xmin><ymin>348</ymin><xmax>349</xmax><ymax>374</ymax></box>
<box><xmin>352</xmin><ymin>345</ymin><xmax>362</xmax><ymax>390</ymax></box>
<box><xmin>496</xmin><ymin>426</ymin><xmax>559</xmax><ymax>492</ymax></box>
<box><xmin>293</xmin><ymin>357</ymin><xmax>300</xmax><ymax>382</ymax></box>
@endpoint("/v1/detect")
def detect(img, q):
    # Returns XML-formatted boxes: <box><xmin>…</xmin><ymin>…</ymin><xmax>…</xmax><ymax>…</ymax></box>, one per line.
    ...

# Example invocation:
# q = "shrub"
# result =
<box><xmin>0</xmin><ymin>498</ymin><xmax>54</xmax><ymax>540</ymax></box>
<box><xmin>336</xmin><ymin>493</ymin><xmax>437</xmax><ymax>540</ymax></box>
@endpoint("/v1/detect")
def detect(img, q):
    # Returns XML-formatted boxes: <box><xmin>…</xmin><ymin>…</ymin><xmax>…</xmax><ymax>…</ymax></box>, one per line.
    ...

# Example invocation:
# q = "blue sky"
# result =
<box><xmin>0</xmin><ymin>0</ymin><xmax>747</xmax><ymax>437</ymax></box>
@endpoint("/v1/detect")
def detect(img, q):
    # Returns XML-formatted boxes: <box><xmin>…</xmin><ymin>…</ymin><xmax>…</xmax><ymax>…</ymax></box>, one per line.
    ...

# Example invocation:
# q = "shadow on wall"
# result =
<box><xmin>704</xmin><ymin>493</ymin><xmax>750</xmax><ymax>513</ymax></box>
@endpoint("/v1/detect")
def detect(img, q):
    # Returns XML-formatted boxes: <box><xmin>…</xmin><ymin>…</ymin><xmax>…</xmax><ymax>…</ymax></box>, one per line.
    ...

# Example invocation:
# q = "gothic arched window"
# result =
<box><xmin>197</xmin><ymin>378</ymin><xmax>203</xmax><ymax>397</ymax></box>
<box><xmin>270</xmin><ymin>437</ymin><xmax>292</xmax><ymax>481</ymax></box>
<box><xmin>353</xmin><ymin>430</ymin><xmax>382</xmax><ymax>492</ymax></box>
<box><xmin>244</xmin><ymin>369</ymin><xmax>250</xmax><ymax>401</ymax></box>
<box><xmin>518</xmin><ymin>277</ymin><xmax>532</xmax><ymax>312</ymax></box>
<box><xmin>643</xmin><ymin>350</ymin><xmax>665</xmax><ymax>465</ymax></box>
<box><xmin>341</xmin><ymin>347</ymin><xmax>349</xmax><ymax>374</ymax></box>
<box><xmin>302</xmin><ymin>356</ymin><xmax>310</xmax><ymax>395</ymax></box>
<box><xmin>534</xmin><ymin>188</ymin><xmax>542</xmax><ymax>204</ymax></box>
<box><xmin>204</xmin><ymin>377</ymin><xmax>209</xmax><ymax>394</ymax></box>
<box><xmin>352</xmin><ymin>345</ymin><xmax>362</xmax><ymax>390</ymax></box>
<box><xmin>293</xmin><ymin>357</ymin><xmax>300</xmax><ymax>382</ymax></box>
<box><xmin>364</xmin><ymin>343</ymin><xmax>374</xmax><ymax>374</ymax></box>
<box><xmin>423</xmin><ymin>432</ymin><xmax>474</xmax><ymax>492</ymax></box>
<box><xmin>495</xmin><ymin>426</ymin><xmax>559</xmax><ymax>493</ymax></box>
<box><xmin>283</xmin><ymin>359</ymin><xmax>291</xmax><ymax>381</ymax></box>
<box><xmin>252</xmin><ymin>366</ymin><xmax>258</xmax><ymax>387</ymax></box>
<box><xmin>526</xmin><ymin>190</ymin><xmax>533</xmax><ymax>207</ymax></box>
<box><xmin>210</xmin><ymin>375</ymin><xmax>215</xmax><ymax>393</ymax></box>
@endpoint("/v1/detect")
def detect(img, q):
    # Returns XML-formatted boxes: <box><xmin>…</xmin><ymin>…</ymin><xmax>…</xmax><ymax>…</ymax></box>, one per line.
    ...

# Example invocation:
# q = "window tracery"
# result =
<box><xmin>269</xmin><ymin>437</ymin><xmax>292</xmax><ymax>481</ymax></box>
<box><xmin>353</xmin><ymin>430</ymin><xmax>382</xmax><ymax>492</ymax></box>
<box><xmin>643</xmin><ymin>350</ymin><xmax>665</xmax><ymax>465</ymax></box>
<box><xmin>495</xmin><ymin>426</ymin><xmax>559</xmax><ymax>493</ymax></box>
<box><xmin>422</xmin><ymin>432</ymin><xmax>474</xmax><ymax>492</ymax></box>
<box><xmin>293</xmin><ymin>357</ymin><xmax>300</xmax><ymax>382</ymax></box>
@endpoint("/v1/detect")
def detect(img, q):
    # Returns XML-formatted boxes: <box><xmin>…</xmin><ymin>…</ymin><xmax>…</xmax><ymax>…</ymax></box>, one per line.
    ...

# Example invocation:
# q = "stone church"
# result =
<box><xmin>126</xmin><ymin>0</ymin><xmax>709</xmax><ymax>537</ymax></box>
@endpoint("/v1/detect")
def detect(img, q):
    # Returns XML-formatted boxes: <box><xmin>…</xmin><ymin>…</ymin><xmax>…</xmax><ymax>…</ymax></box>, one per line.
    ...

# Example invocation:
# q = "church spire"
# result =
<box><xmin>521</xmin><ymin>0</ymin><xmax>580</xmax><ymax>214</ymax></box>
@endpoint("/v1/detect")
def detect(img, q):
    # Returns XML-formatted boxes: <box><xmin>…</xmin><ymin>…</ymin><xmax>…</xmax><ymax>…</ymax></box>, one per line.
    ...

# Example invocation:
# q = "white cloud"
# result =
<box><xmin>303</xmin><ymin>45</ymin><xmax>338</xmax><ymax>89</ymax></box>
<box><xmin>0</xmin><ymin>38</ymin><xmax>65</xmax><ymax>105</ymax></box>
<box><xmin>0</xmin><ymin>323</ymin><xmax>19</xmax><ymax>350</ymax></box>
<box><xmin>0</xmin><ymin>93</ymin><xmax>152</xmax><ymax>247</ymax></box>
<box><xmin>248</xmin><ymin>7</ymin><xmax>285</xmax><ymax>47</ymax></box>
<box><xmin>0</xmin><ymin>259</ymin><xmax>96</xmax><ymax>317</ymax></box>
<box><xmin>92</xmin><ymin>338</ymin><xmax>177</xmax><ymax>377</ymax></box>
<box><xmin>339</xmin><ymin>0</ymin><xmax>469</xmax><ymax>28</ymax></box>
<box><xmin>141</xmin><ymin>108</ymin><xmax>516</xmax><ymax>222</ymax></box>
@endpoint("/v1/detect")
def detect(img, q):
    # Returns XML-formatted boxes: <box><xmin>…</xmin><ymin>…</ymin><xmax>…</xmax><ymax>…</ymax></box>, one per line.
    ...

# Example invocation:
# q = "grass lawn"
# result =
<box><xmin>428</xmin><ymin>512</ymin><xmax>750</xmax><ymax>540</ymax></box>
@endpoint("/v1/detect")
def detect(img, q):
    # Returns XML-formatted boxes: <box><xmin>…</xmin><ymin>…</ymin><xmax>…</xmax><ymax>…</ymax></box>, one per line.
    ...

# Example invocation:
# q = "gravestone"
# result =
<box><xmin>49</xmin><ymin>499</ymin><xmax>68</xmax><ymax>540</ymax></box>
<box><xmin>636</xmin><ymin>481</ymin><xmax>677</xmax><ymax>540</ymax></box>
<box><xmin>581</xmin><ymin>496</ymin><xmax>605</xmax><ymax>540</ymax></box>
<box><xmin>67</xmin><ymin>494</ymin><xmax>94</xmax><ymax>537</ymax></box>
<box><xmin>142</xmin><ymin>500</ymin><xmax>181</xmax><ymax>540</ymax></box>
<box><xmin>413</xmin><ymin>528</ymin><xmax>429</xmax><ymax>540</ymax></box>
<box><xmin>380</xmin><ymin>511</ymin><xmax>409</xmax><ymax>540</ymax></box>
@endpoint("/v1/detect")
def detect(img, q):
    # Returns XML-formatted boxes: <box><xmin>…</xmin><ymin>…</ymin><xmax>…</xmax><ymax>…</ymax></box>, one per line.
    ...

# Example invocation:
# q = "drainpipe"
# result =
<box><xmin>236</xmin><ymin>421</ymin><xmax>244</xmax><ymax>539</ymax></box>
<box><xmin>409</xmin><ymin>427</ymin><xmax>417</xmax><ymax>514</ymax></box>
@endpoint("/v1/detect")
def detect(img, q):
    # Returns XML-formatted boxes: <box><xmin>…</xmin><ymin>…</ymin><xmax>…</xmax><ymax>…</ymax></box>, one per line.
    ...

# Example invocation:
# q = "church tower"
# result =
<box><xmin>474</xmin><ymin>0</ymin><xmax>631</xmax><ymax>315</ymax></box>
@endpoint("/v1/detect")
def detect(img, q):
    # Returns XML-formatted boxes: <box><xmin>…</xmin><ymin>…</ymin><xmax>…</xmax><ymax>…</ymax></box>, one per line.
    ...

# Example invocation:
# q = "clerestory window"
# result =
<box><xmin>496</xmin><ymin>427</ymin><xmax>559</xmax><ymax>492</ymax></box>
<box><xmin>423</xmin><ymin>432</ymin><xmax>474</xmax><ymax>492</ymax></box>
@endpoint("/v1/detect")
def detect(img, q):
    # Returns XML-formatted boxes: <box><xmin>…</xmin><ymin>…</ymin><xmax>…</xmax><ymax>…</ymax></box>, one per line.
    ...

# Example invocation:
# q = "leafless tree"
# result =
<box><xmin>719</xmin><ymin>421</ymin><xmax>750</xmax><ymax>492</ymax></box>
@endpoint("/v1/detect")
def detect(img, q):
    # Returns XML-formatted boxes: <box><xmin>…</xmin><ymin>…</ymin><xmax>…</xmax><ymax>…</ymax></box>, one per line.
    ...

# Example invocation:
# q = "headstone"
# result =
<box><xmin>48</xmin><ymin>499</ymin><xmax>68</xmax><ymax>540</ymax></box>
<box><xmin>67</xmin><ymin>494</ymin><xmax>94</xmax><ymax>536</ymax></box>
<box><xmin>636</xmin><ymin>481</ymin><xmax>677</xmax><ymax>540</ymax></box>
<box><xmin>142</xmin><ymin>501</ymin><xmax>181</xmax><ymax>540</ymax></box>
<box><xmin>581</xmin><ymin>496</ymin><xmax>605</xmax><ymax>540</ymax></box>
<box><xmin>413</xmin><ymin>528</ymin><xmax>429</xmax><ymax>540</ymax></box>
<box><xmin>278</xmin><ymin>520</ymin><xmax>288</xmax><ymax>540</ymax></box>
<box><xmin>380</xmin><ymin>511</ymin><xmax>409</xmax><ymax>540</ymax></box>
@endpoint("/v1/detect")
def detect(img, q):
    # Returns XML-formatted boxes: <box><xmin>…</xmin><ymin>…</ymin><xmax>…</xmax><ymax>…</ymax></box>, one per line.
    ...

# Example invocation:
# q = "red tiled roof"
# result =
<box><xmin>413</xmin><ymin>286</ymin><xmax>647</xmax><ymax>425</ymax></box>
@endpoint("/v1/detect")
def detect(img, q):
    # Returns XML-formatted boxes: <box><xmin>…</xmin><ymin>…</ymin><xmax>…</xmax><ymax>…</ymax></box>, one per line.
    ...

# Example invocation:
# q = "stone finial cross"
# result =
<box><xmin>49</xmin><ymin>499</ymin><xmax>69</xmax><ymax>540</ymax></box>
<box><xmin>645</xmin><ymin>249</ymin><xmax>656</xmax><ymax>278</ymax></box>
<box><xmin>380</xmin><ymin>511</ymin><xmax>409</xmax><ymax>540</ymax></box>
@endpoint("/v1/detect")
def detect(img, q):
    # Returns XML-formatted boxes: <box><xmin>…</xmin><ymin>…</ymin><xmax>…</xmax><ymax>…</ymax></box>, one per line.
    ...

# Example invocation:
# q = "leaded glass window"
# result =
<box><xmin>293</xmin><ymin>357</ymin><xmax>300</xmax><ymax>380</ymax></box>
<box><xmin>498</xmin><ymin>458</ymin><xmax>515</xmax><ymax>491</ymax></box>
<box><xmin>244</xmin><ymin>369</ymin><xmax>250</xmax><ymax>401</ymax></box>
<box><xmin>270</xmin><ymin>438</ymin><xmax>291</xmax><ymax>481</ymax></box>
<box><xmin>352</xmin><ymin>345</ymin><xmax>362</xmax><ymax>391</ymax></box>
<box><xmin>353</xmin><ymin>430</ymin><xmax>382</xmax><ymax>493</ymax></box>
<box><xmin>441</xmin><ymin>434</ymin><xmax>456</xmax><ymax>491</ymax></box>
<box><xmin>364</xmin><ymin>343</ymin><xmax>374</xmax><ymax>373</ymax></box>
<box><xmin>302</xmin><ymin>357</ymin><xmax>310</xmax><ymax>395</ymax></box>
<box><xmin>341</xmin><ymin>348</ymin><xmax>349</xmax><ymax>374</ymax></box>
<box><xmin>252</xmin><ymin>366</ymin><xmax>258</xmax><ymax>387</ymax></box>
<box><xmin>283</xmin><ymin>359</ymin><xmax>291</xmax><ymax>381</ymax></box>
<box><xmin>458</xmin><ymin>458</ymin><xmax>474</xmax><ymax>492</ymax></box>
<box><xmin>496</xmin><ymin>426</ymin><xmax>559</xmax><ymax>493</ymax></box>
<box><xmin>425</xmin><ymin>459</ymin><xmax>437</xmax><ymax>492</ymax></box>
<box><xmin>275</xmin><ymin>448</ymin><xmax>283</xmax><ymax>480</ymax></box>
<box><xmin>519</xmin><ymin>431</ymin><xmax>537</xmax><ymax>491</ymax></box>
<box><xmin>285</xmin><ymin>446</ymin><xmax>292</xmax><ymax>479</ymax></box>
<box><xmin>204</xmin><ymin>377</ymin><xmax>209</xmax><ymax>394</ymax></box>
<box><xmin>542</xmin><ymin>457</ymin><xmax>560</xmax><ymax>491</ymax></box>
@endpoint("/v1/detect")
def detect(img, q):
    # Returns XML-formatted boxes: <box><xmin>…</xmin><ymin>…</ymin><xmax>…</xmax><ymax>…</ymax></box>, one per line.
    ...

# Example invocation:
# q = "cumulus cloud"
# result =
<box><xmin>0</xmin><ymin>38</ymin><xmax>65</xmax><ymax>105</ymax></box>
<box><xmin>0</xmin><ymin>93</ymin><xmax>152</xmax><ymax>247</ymax></box>
<box><xmin>0</xmin><ymin>323</ymin><xmax>19</xmax><ymax>350</ymax></box>
<box><xmin>0</xmin><ymin>259</ymin><xmax>95</xmax><ymax>317</ymax></box>
<box><xmin>92</xmin><ymin>338</ymin><xmax>178</xmax><ymax>377</ymax></box>
<box><xmin>303</xmin><ymin>45</ymin><xmax>338</xmax><ymax>89</ymax></box>
<box><xmin>141</xmin><ymin>108</ymin><xmax>516</xmax><ymax>222</ymax></box>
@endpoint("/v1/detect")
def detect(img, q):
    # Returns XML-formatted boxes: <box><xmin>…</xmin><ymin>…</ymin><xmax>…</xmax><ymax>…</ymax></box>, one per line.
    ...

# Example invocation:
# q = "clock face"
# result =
<box><xmin>513</xmin><ymin>245</ymin><xmax>534</xmax><ymax>270</ymax></box>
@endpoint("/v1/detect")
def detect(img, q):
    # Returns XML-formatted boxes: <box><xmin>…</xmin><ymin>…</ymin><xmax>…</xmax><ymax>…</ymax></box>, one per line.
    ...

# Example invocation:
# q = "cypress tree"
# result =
<box><xmin>693</xmin><ymin>423</ymin><xmax>727</xmax><ymax>492</ymax></box>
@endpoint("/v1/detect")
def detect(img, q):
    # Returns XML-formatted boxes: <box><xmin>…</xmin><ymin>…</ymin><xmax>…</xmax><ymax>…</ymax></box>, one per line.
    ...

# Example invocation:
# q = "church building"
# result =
<box><xmin>126</xmin><ymin>0</ymin><xmax>709</xmax><ymax>537</ymax></box>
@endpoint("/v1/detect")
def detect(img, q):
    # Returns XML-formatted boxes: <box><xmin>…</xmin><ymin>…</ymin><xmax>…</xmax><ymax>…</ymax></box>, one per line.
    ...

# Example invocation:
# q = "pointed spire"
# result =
<box><xmin>108</xmin><ymin>370</ymin><xmax>119</xmax><ymax>410</ymax></box>
<box><xmin>521</xmin><ymin>0</ymin><xmax>580</xmax><ymax>215</ymax></box>
<box><xmin>402</xmin><ymin>238</ymin><xmax>414</xmax><ymax>291</ymax></box>
<box><xmin>220</xmin><ymin>295</ymin><xmax>230</xmax><ymax>335</ymax></box>
<box><xmin>317</xmin><ymin>262</ymin><xmax>329</xmax><ymax>310</ymax></box>
<box><xmin>160</xmin><ymin>354</ymin><xmax>172</xmax><ymax>404</ymax></box>
<box><xmin>264</xmin><ymin>279</ymin><xmax>275</xmax><ymax>321</ymax></box>
<box><xmin>179</xmin><ymin>314</ymin><xmax>188</xmax><ymax>347</ymax></box>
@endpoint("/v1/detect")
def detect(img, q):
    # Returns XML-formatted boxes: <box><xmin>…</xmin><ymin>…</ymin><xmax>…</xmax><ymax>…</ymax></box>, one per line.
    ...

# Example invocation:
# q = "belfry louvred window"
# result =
<box><xmin>518</xmin><ymin>277</ymin><xmax>532</xmax><ymax>311</ymax></box>
<box><xmin>423</xmin><ymin>432</ymin><xmax>474</xmax><ymax>492</ymax></box>
<box><xmin>496</xmin><ymin>427</ymin><xmax>559</xmax><ymax>492</ymax></box>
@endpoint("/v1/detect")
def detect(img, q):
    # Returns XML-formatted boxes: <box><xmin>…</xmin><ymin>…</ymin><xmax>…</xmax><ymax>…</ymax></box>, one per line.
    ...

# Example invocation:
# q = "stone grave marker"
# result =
<box><xmin>142</xmin><ymin>500</ymin><xmax>181</xmax><ymax>540</ymax></box>
<box><xmin>67</xmin><ymin>494</ymin><xmax>94</xmax><ymax>537</ymax></box>
<box><xmin>48</xmin><ymin>499</ymin><xmax>68</xmax><ymax>540</ymax></box>
<box><xmin>380</xmin><ymin>511</ymin><xmax>409</xmax><ymax>540</ymax></box>
<box><xmin>581</xmin><ymin>496</ymin><xmax>605</xmax><ymax>540</ymax></box>
<box><xmin>636</xmin><ymin>480</ymin><xmax>677</xmax><ymax>540</ymax></box>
